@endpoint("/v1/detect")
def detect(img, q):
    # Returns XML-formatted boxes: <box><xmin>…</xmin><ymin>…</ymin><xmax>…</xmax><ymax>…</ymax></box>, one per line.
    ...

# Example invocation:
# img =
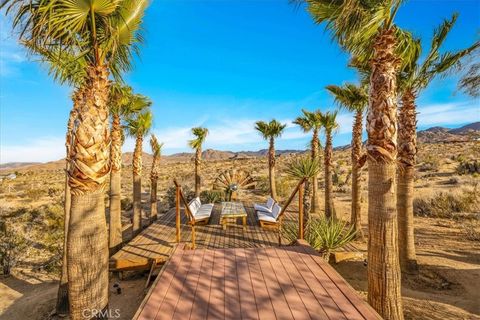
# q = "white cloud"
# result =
<box><xmin>0</xmin><ymin>137</ymin><xmax>65</xmax><ymax>163</ymax></box>
<box><xmin>417</xmin><ymin>101</ymin><xmax>480</xmax><ymax>127</ymax></box>
<box><xmin>0</xmin><ymin>19</ymin><xmax>27</xmax><ymax>77</ymax></box>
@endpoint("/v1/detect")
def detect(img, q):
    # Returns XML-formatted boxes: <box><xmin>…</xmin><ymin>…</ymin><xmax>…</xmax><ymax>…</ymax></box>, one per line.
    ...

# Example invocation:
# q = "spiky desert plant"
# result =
<box><xmin>126</xmin><ymin>103</ymin><xmax>153</xmax><ymax>237</ymax></box>
<box><xmin>397</xmin><ymin>14</ymin><xmax>479</xmax><ymax>273</ymax></box>
<box><xmin>149</xmin><ymin>134</ymin><xmax>163</xmax><ymax>223</ymax></box>
<box><xmin>326</xmin><ymin>83</ymin><xmax>368</xmax><ymax>239</ymax></box>
<box><xmin>255</xmin><ymin>119</ymin><xmax>287</xmax><ymax>200</ymax></box>
<box><xmin>320</xmin><ymin>110</ymin><xmax>339</xmax><ymax>219</ymax></box>
<box><xmin>293</xmin><ymin>109</ymin><xmax>323</xmax><ymax>213</ymax></box>
<box><xmin>285</xmin><ymin>156</ymin><xmax>320</xmax><ymax>233</ymax></box>
<box><xmin>188</xmin><ymin>127</ymin><xmax>209</xmax><ymax>197</ymax></box>
<box><xmin>2</xmin><ymin>1</ymin><xmax>150</xmax><ymax>317</ymax></box>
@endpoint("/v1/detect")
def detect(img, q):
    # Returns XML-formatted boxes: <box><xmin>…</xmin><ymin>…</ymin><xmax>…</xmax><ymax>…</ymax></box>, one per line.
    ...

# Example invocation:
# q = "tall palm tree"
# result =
<box><xmin>301</xmin><ymin>1</ymin><xmax>420</xmax><ymax>317</ymax></box>
<box><xmin>126</xmin><ymin>103</ymin><xmax>153</xmax><ymax>237</ymax></box>
<box><xmin>188</xmin><ymin>127</ymin><xmax>209</xmax><ymax>197</ymax></box>
<box><xmin>397</xmin><ymin>14</ymin><xmax>479</xmax><ymax>273</ymax></box>
<box><xmin>254</xmin><ymin>120</ymin><xmax>287</xmax><ymax>200</ymax></box>
<box><xmin>285</xmin><ymin>156</ymin><xmax>320</xmax><ymax>234</ymax></box>
<box><xmin>320</xmin><ymin>111</ymin><xmax>339</xmax><ymax>219</ymax></box>
<box><xmin>326</xmin><ymin>83</ymin><xmax>368</xmax><ymax>239</ymax></box>
<box><xmin>293</xmin><ymin>109</ymin><xmax>323</xmax><ymax>213</ymax></box>
<box><xmin>150</xmin><ymin>134</ymin><xmax>163</xmax><ymax>223</ymax></box>
<box><xmin>2</xmin><ymin>1</ymin><xmax>150</xmax><ymax>317</ymax></box>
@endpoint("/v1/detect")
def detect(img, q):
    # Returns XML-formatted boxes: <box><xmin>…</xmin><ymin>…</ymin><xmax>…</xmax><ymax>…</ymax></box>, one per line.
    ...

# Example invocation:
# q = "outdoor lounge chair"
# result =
<box><xmin>256</xmin><ymin>203</ymin><xmax>282</xmax><ymax>228</ymax></box>
<box><xmin>187</xmin><ymin>197</ymin><xmax>213</xmax><ymax>224</ymax></box>
<box><xmin>254</xmin><ymin>197</ymin><xmax>275</xmax><ymax>214</ymax></box>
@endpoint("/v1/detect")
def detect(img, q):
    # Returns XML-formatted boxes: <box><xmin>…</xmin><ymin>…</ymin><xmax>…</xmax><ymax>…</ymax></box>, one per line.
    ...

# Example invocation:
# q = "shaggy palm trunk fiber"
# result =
<box><xmin>269</xmin><ymin>138</ymin><xmax>277</xmax><ymax>200</ymax></box>
<box><xmin>194</xmin><ymin>148</ymin><xmax>201</xmax><ymax>197</ymax></box>
<box><xmin>132</xmin><ymin>136</ymin><xmax>143</xmax><ymax>237</ymax></box>
<box><xmin>324</xmin><ymin>133</ymin><xmax>336</xmax><ymax>219</ymax></box>
<box><xmin>67</xmin><ymin>66</ymin><xmax>110</xmax><ymax>320</ymax></box>
<box><xmin>351</xmin><ymin>111</ymin><xmax>364</xmax><ymax>240</ymax></box>
<box><xmin>397</xmin><ymin>89</ymin><xmax>418</xmax><ymax>273</ymax></box>
<box><xmin>366</xmin><ymin>28</ymin><xmax>404</xmax><ymax>320</ymax></box>
<box><xmin>109</xmin><ymin>114</ymin><xmax>123</xmax><ymax>254</ymax></box>
<box><xmin>56</xmin><ymin>91</ymin><xmax>80</xmax><ymax>315</ymax></box>
<box><xmin>311</xmin><ymin>130</ymin><xmax>320</xmax><ymax>213</ymax></box>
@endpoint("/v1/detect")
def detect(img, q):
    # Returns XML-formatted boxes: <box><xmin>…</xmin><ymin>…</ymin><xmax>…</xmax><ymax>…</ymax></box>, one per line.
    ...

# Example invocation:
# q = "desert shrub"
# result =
<box><xmin>164</xmin><ymin>185</ymin><xmax>195</xmax><ymax>208</ymax></box>
<box><xmin>255</xmin><ymin>175</ymin><xmax>270</xmax><ymax>195</ymax></box>
<box><xmin>121</xmin><ymin>198</ymin><xmax>133</xmax><ymax>211</ymax></box>
<box><xmin>200</xmin><ymin>190</ymin><xmax>224</xmax><ymax>203</ymax></box>
<box><xmin>414</xmin><ymin>189</ymin><xmax>479</xmax><ymax>218</ymax></box>
<box><xmin>47</xmin><ymin>186</ymin><xmax>63</xmax><ymax>198</ymax></box>
<box><xmin>276</xmin><ymin>177</ymin><xmax>296</xmax><ymax>198</ymax></box>
<box><xmin>456</xmin><ymin>160</ymin><xmax>480</xmax><ymax>175</ymax></box>
<box><xmin>463</xmin><ymin>222</ymin><xmax>480</xmax><ymax>242</ymax></box>
<box><xmin>418</xmin><ymin>155</ymin><xmax>440</xmax><ymax>172</ymax></box>
<box><xmin>282</xmin><ymin>217</ymin><xmax>356</xmax><ymax>260</ymax></box>
<box><xmin>24</xmin><ymin>188</ymin><xmax>45</xmax><ymax>201</ymax></box>
<box><xmin>0</xmin><ymin>222</ymin><xmax>27</xmax><ymax>275</ymax></box>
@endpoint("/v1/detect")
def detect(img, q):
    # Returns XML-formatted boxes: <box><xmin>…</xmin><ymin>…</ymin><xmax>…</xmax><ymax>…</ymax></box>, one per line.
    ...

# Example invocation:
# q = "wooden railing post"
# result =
<box><xmin>175</xmin><ymin>184</ymin><xmax>181</xmax><ymax>243</ymax></box>
<box><xmin>298</xmin><ymin>181</ymin><xmax>304</xmax><ymax>240</ymax></box>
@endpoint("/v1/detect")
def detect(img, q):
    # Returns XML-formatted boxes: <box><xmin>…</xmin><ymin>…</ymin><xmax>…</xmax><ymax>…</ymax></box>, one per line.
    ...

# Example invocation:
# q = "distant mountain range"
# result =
<box><xmin>1</xmin><ymin>122</ymin><xmax>478</xmax><ymax>171</ymax></box>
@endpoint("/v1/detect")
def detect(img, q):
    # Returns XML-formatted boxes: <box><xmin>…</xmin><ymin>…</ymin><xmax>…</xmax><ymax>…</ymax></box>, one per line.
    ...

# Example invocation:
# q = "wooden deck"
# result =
<box><xmin>110</xmin><ymin>203</ymin><xmax>287</xmax><ymax>271</ymax></box>
<box><xmin>134</xmin><ymin>240</ymin><xmax>380</xmax><ymax>320</ymax></box>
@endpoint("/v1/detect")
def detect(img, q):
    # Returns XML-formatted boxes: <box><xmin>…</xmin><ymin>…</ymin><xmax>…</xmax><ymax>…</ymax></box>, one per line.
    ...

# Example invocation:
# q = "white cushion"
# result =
<box><xmin>254</xmin><ymin>204</ymin><xmax>272</xmax><ymax>213</ymax></box>
<box><xmin>188</xmin><ymin>197</ymin><xmax>201</xmax><ymax>216</ymax></box>
<box><xmin>257</xmin><ymin>211</ymin><xmax>276</xmax><ymax>223</ymax></box>
<box><xmin>194</xmin><ymin>204</ymin><xmax>213</xmax><ymax>221</ymax></box>
<box><xmin>266</xmin><ymin>197</ymin><xmax>275</xmax><ymax>210</ymax></box>
<box><xmin>271</xmin><ymin>203</ymin><xmax>281</xmax><ymax>219</ymax></box>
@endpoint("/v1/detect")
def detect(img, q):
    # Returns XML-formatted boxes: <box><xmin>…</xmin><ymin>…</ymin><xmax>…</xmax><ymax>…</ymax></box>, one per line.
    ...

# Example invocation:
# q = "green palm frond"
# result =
<box><xmin>188</xmin><ymin>127</ymin><xmax>209</xmax><ymax>150</ymax></box>
<box><xmin>320</xmin><ymin>110</ymin><xmax>339</xmax><ymax>134</ymax></box>
<box><xmin>150</xmin><ymin>134</ymin><xmax>163</xmax><ymax>157</ymax></box>
<box><xmin>293</xmin><ymin>109</ymin><xmax>323</xmax><ymax>133</ymax></box>
<box><xmin>326</xmin><ymin>83</ymin><xmax>368</xmax><ymax>114</ymax></box>
<box><xmin>254</xmin><ymin>119</ymin><xmax>287</xmax><ymax>140</ymax></box>
<box><xmin>125</xmin><ymin>98</ymin><xmax>153</xmax><ymax>138</ymax></box>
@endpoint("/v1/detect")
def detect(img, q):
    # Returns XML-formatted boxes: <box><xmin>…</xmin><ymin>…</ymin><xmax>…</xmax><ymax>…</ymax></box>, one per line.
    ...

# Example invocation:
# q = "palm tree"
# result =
<box><xmin>301</xmin><ymin>1</ymin><xmax>421</xmax><ymax>317</ymax></box>
<box><xmin>326</xmin><ymin>83</ymin><xmax>368</xmax><ymax>239</ymax></box>
<box><xmin>188</xmin><ymin>127</ymin><xmax>209</xmax><ymax>197</ymax></box>
<box><xmin>397</xmin><ymin>14</ymin><xmax>479</xmax><ymax>273</ymax></box>
<box><xmin>254</xmin><ymin>120</ymin><xmax>287</xmax><ymax>200</ymax></box>
<box><xmin>2</xmin><ymin>1</ymin><xmax>150</xmax><ymax>317</ymax></box>
<box><xmin>293</xmin><ymin>109</ymin><xmax>323</xmax><ymax>213</ymax></box>
<box><xmin>320</xmin><ymin>111</ymin><xmax>339</xmax><ymax>219</ymax></box>
<box><xmin>285</xmin><ymin>156</ymin><xmax>320</xmax><ymax>234</ymax></box>
<box><xmin>150</xmin><ymin>134</ymin><xmax>163</xmax><ymax>223</ymax></box>
<box><xmin>126</xmin><ymin>103</ymin><xmax>153</xmax><ymax>237</ymax></box>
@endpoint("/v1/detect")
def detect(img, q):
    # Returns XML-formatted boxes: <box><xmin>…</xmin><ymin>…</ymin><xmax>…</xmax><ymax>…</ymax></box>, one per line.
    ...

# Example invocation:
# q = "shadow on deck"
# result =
<box><xmin>110</xmin><ymin>203</ymin><xmax>293</xmax><ymax>271</ymax></box>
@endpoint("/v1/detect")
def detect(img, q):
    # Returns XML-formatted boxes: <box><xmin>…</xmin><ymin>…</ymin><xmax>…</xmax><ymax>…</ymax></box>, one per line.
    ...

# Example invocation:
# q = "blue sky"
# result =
<box><xmin>0</xmin><ymin>0</ymin><xmax>479</xmax><ymax>163</ymax></box>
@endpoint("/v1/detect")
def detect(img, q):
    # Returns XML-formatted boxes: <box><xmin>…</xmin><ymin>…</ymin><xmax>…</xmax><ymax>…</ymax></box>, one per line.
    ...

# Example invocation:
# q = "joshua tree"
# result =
<box><xmin>254</xmin><ymin>120</ymin><xmax>287</xmax><ymax>200</ymax></box>
<box><xmin>397</xmin><ymin>15</ymin><xmax>479</xmax><ymax>273</ymax></box>
<box><xmin>2</xmin><ymin>1</ymin><xmax>150</xmax><ymax>317</ymax></box>
<box><xmin>285</xmin><ymin>156</ymin><xmax>320</xmax><ymax>234</ymax></box>
<box><xmin>320</xmin><ymin>111</ymin><xmax>339</xmax><ymax>219</ymax></box>
<box><xmin>188</xmin><ymin>127</ymin><xmax>209</xmax><ymax>197</ymax></box>
<box><xmin>326</xmin><ymin>83</ymin><xmax>368</xmax><ymax>239</ymax></box>
<box><xmin>293</xmin><ymin>109</ymin><xmax>323</xmax><ymax>213</ymax></box>
<box><xmin>150</xmin><ymin>134</ymin><xmax>163</xmax><ymax>223</ymax></box>
<box><xmin>301</xmin><ymin>1</ymin><xmax>422</xmax><ymax>317</ymax></box>
<box><xmin>126</xmin><ymin>104</ymin><xmax>153</xmax><ymax>237</ymax></box>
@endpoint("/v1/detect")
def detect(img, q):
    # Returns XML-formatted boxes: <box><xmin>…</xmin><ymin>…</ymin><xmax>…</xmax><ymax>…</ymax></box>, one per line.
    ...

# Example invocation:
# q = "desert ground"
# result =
<box><xmin>1</xmin><ymin>140</ymin><xmax>479</xmax><ymax>320</ymax></box>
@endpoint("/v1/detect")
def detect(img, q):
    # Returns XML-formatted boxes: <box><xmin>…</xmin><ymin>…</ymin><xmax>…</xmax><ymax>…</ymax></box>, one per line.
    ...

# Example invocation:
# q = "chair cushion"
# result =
<box><xmin>271</xmin><ymin>203</ymin><xmax>281</xmax><ymax>219</ymax></box>
<box><xmin>266</xmin><ymin>197</ymin><xmax>275</xmax><ymax>210</ymax></box>
<box><xmin>194</xmin><ymin>204</ymin><xmax>213</xmax><ymax>221</ymax></box>
<box><xmin>257</xmin><ymin>211</ymin><xmax>276</xmax><ymax>223</ymax></box>
<box><xmin>188</xmin><ymin>197</ymin><xmax>202</xmax><ymax>216</ymax></box>
<box><xmin>254</xmin><ymin>204</ymin><xmax>272</xmax><ymax>213</ymax></box>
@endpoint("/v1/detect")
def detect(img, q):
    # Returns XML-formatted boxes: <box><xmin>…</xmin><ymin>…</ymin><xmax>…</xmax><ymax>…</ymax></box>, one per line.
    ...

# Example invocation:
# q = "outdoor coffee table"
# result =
<box><xmin>221</xmin><ymin>202</ymin><xmax>247</xmax><ymax>231</ymax></box>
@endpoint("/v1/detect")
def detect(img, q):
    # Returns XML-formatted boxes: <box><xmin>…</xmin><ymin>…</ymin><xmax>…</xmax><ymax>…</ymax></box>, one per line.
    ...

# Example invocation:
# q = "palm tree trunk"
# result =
<box><xmin>194</xmin><ymin>148</ymin><xmax>201</xmax><ymax>197</ymax></box>
<box><xmin>67</xmin><ymin>65</ymin><xmax>110</xmax><ymax>320</ymax></box>
<box><xmin>351</xmin><ymin>111</ymin><xmax>364</xmax><ymax>240</ymax></box>
<box><xmin>397</xmin><ymin>88</ymin><xmax>418</xmax><ymax>273</ymax></box>
<box><xmin>132</xmin><ymin>136</ymin><xmax>143</xmax><ymax>237</ymax></box>
<box><xmin>324</xmin><ymin>132</ymin><xmax>336</xmax><ymax>219</ymax></box>
<box><xmin>269</xmin><ymin>138</ymin><xmax>277</xmax><ymax>200</ymax></box>
<box><xmin>109</xmin><ymin>113</ymin><xmax>123</xmax><ymax>254</ymax></box>
<box><xmin>367</xmin><ymin>28</ymin><xmax>404</xmax><ymax>320</ymax></box>
<box><xmin>56</xmin><ymin>96</ymin><xmax>79</xmax><ymax>315</ymax></box>
<box><xmin>311</xmin><ymin>129</ymin><xmax>320</xmax><ymax>213</ymax></box>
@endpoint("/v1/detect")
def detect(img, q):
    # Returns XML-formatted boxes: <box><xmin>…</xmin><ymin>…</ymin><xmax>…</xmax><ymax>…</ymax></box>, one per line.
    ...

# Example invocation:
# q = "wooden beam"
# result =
<box><xmin>298</xmin><ymin>181</ymin><xmax>304</xmax><ymax>240</ymax></box>
<box><xmin>175</xmin><ymin>185</ymin><xmax>180</xmax><ymax>243</ymax></box>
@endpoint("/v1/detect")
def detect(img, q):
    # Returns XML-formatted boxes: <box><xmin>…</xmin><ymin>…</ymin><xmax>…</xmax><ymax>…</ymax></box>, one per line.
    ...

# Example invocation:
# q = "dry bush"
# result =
<box><xmin>418</xmin><ymin>155</ymin><xmax>441</xmax><ymax>172</ymax></box>
<box><xmin>24</xmin><ymin>188</ymin><xmax>45</xmax><ymax>201</ymax></box>
<box><xmin>456</xmin><ymin>160</ymin><xmax>480</xmax><ymax>175</ymax></box>
<box><xmin>0</xmin><ymin>222</ymin><xmax>27</xmax><ymax>275</ymax></box>
<box><xmin>463</xmin><ymin>222</ymin><xmax>480</xmax><ymax>241</ymax></box>
<box><xmin>164</xmin><ymin>185</ymin><xmax>195</xmax><ymax>209</ymax></box>
<box><xmin>414</xmin><ymin>188</ymin><xmax>479</xmax><ymax>219</ymax></box>
<box><xmin>121</xmin><ymin>197</ymin><xmax>133</xmax><ymax>211</ymax></box>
